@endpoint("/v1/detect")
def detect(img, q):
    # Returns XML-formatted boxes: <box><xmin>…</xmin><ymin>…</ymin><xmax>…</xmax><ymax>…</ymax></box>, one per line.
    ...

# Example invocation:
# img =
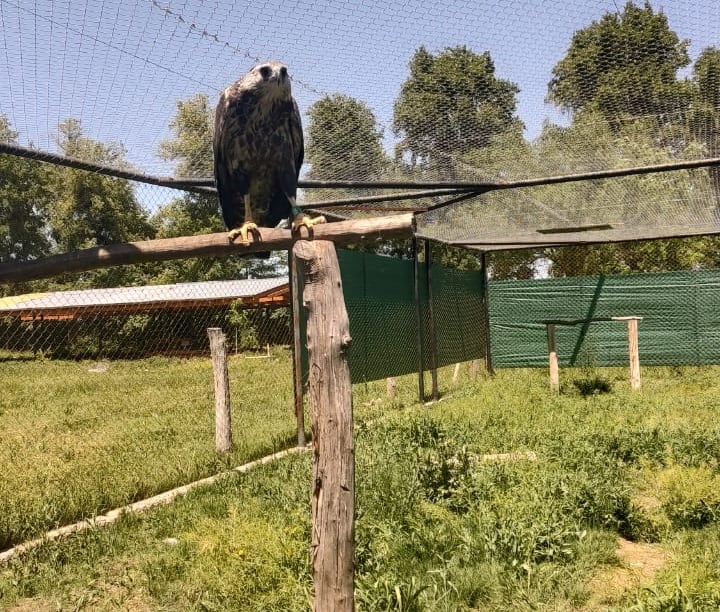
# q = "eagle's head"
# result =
<box><xmin>240</xmin><ymin>61</ymin><xmax>292</xmax><ymax>99</ymax></box>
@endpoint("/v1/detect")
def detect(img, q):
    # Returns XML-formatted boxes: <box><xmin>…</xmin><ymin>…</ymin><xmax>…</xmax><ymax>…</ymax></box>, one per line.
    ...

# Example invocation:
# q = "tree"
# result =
<box><xmin>690</xmin><ymin>47</ymin><xmax>720</xmax><ymax>203</ymax></box>
<box><xmin>534</xmin><ymin>113</ymin><xmax>719</xmax><ymax>276</ymax></box>
<box><xmin>542</xmin><ymin>5</ymin><xmax>720</xmax><ymax>276</ymax></box>
<box><xmin>46</xmin><ymin>119</ymin><xmax>155</xmax><ymax>288</ymax></box>
<box><xmin>0</xmin><ymin>116</ymin><xmax>53</xmax><ymax>266</ymax></box>
<box><xmin>547</xmin><ymin>1</ymin><xmax>691</xmax><ymax>128</ymax></box>
<box><xmin>51</xmin><ymin>119</ymin><xmax>154</xmax><ymax>253</ymax></box>
<box><xmin>391</xmin><ymin>46</ymin><xmax>532</xmax><ymax>272</ymax></box>
<box><xmin>305</xmin><ymin>94</ymin><xmax>387</xmax><ymax>181</ymax></box>
<box><xmin>393</xmin><ymin>45</ymin><xmax>521</xmax><ymax>176</ymax></box>
<box><xmin>157</xmin><ymin>94</ymin><xmax>215</xmax><ymax>178</ymax></box>
<box><xmin>156</xmin><ymin>94</ymin><xmax>221</xmax><ymax>241</ymax></box>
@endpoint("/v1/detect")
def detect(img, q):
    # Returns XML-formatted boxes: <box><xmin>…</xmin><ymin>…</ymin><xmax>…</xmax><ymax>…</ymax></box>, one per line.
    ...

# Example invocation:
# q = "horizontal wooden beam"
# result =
<box><xmin>0</xmin><ymin>214</ymin><xmax>415</xmax><ymax>283</ymax></box>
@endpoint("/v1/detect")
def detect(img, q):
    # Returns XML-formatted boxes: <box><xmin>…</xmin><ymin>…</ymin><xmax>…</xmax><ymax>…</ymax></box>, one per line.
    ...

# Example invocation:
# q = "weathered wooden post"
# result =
<box><xmin>207</xmin><ymin>327</ymin><xmax>232</xmax><ymax>452</ymax></box>
<box><xmin>547</xmin><ymin>323</ymin><xmax>560</xmax><ymax>392</ymax></box>
<box><xmin>612</xmin><ymin>316</ymin><xmax>643</xmax><ymax>390</ymax></box>
<box><xmin>290</xmin><ymin>252</ymin><xmax>306</xmax><ymax>447</ymax></box>
<box><xmin>627</xmin><ymin>318</ymin><xmax>641</xmax><ymax>390</ymax></box>
<box><xmin>386</xmin><ymin>377</ymin><xmax>397</xmax><ymax>399</ymax></box>
<box><xmin>293</xmin><ymin>239</ymin><xmax>354</xmax><ymax>612</ymax></box>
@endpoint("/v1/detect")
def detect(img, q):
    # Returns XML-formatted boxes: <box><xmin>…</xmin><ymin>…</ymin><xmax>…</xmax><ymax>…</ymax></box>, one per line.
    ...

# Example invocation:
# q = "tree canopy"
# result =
<box><xmin>305</xmin><ymin>94</ymin><xmax>387</xmax><ymax>182</ymax></box>
<box><xmin>51</xmin><ymin>119</ymin><xmax>154</xmax><ymax>253</ymax></box>
<box><xmin>547</xmin><ymin>1</ymin><xmax>691</xmax><ymax>128</ymax></box>
<box><xmin>393</xmin><ymin>45</ymin><xmax>521</xmax><ymax>176</ymax></box>
<box><xmin>0</xmin><ymin>116</ymin><xmax>53</xmax><ymax>265</ymax></box>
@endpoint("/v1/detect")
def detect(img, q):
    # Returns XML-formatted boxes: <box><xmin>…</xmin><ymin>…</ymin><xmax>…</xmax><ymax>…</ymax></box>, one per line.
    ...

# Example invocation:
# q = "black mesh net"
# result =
<box><xmin>1</xmin><ymin>0</ymin><xmax>719</xmax><ymax>246</ymax></box>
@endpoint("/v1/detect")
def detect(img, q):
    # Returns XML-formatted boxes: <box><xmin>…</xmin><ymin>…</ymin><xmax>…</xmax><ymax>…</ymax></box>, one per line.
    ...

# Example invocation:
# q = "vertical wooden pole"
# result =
<box><xmin>453</xmin><ymin>362</ymin><xmax>461</xmax><ymax>384</ymax></box>
<box><xmin>627</xmin><ymin>318</ymin><xmax>641</xmax><ymax>390</ymax></box>
<box><xmin>293</xmin><ymin>240</ymin><xmax>354</xmax><ymax>612</ymax></box>
<box><xmin>207</xmin><ymin>327</ymin><xmax>232</xmax><ymax>452</ymax></box>
<box><xmin>412</xmin><ymin>237</ymin><xmax>425</xmax><ymax>402</ymax></box>
<box><xmin>289</xmin><ymin>251</ymin><xmax>306</xmax><ymax>447</ymax></box>
<box><xmin>386</xmin><ymin>377</ymin><xmax>397</xmax><ymax>399</ymax></box>
<box><xmin>547</xmin><ymin>323</ymin><xmax>560</xmax><ymax>392</ymax></box>
<box><xmin>481</xmin><ymin>253</ymin><xmax>495</xmax><ymax>375</ymax></box>
<box><xmin>424</xmin><ymin>241</ymin><xmax>439</xmax><ymax>401</ymax></box>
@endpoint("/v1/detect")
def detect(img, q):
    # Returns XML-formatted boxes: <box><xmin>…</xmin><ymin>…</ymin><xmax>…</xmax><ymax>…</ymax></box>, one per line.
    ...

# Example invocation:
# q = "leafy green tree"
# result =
<box><xmin>534</xmin><ymin>113</ymin><xmax>719</xmax><ymax>275</ymax></box>
<box><xmin>547</xmin><ymin>1</ymin><xmax>691</xmax><ymax>128</ymax></box>
<box><xmin>46</xmin><ymin>119</ymin><xmax>155</xmax><ymax>288</ymax></box>
<box><xmin>0</xmin><ymin>116</ymin><xmax>53</xmax><ymax>266</ymax></box>
<box><xmin>158</xmin><ymin>93</ymin><xmax>215</xmax><ymax>178</ymax></box>
<box><xmin>156</xmin><ymin>94</ymin><xmax>221</xmax><ymax>240</ymax></box>
<box><xmin>690</xmin><ymin>47</ymin><xmax>720</xmax><ymax>203</ymax></box>
<box><xmin>51</xmin><ymin>119</ymin><xmax>154</xmax><ymax>252</ymax></box>
<box><xmin>543</xmin><ymin>9</ymin><xmax>720</xmax><ymax>277</ymax></box>
<box><xmin>393</xmin><ymin>45</ymin><xmax>521</xmax><ymax>176</ymax></box>
<box><xmin>392</xmin><ymin>46</ymin><xmax>530</xmax><ymax>271</ymax></box>
<box><xmin>306</xmin><ymin>94</ymin><xmax>387</xmax><ymax>181</ymax></box>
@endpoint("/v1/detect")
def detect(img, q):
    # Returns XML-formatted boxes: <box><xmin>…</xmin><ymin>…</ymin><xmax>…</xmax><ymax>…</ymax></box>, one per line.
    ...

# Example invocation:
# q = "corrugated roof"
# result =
<box><xmin>0</xmin><ymin>278</ymin><xmax>288</xmax><ymax>312</ymax></box>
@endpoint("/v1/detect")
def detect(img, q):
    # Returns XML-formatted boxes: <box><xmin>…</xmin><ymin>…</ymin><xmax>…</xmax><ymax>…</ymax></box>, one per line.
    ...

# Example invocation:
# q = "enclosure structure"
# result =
<box><xmin>2</xmin><ymin>0</ymin><xmax>720</xmax><ymax>608</ymax></box>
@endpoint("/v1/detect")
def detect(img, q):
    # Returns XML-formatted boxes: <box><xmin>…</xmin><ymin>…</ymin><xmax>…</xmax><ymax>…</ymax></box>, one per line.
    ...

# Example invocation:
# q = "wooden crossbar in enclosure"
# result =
<box><xmin>543</xmin><ymin>316</ymin><xmax>643</xmax><ymax>392</ymax></box>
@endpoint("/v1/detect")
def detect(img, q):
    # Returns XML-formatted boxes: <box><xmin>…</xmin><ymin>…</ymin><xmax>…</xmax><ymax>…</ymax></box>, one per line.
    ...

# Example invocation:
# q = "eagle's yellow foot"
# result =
<box><xmin>291</xmin><ymin>214</ymin><xmax>326</xmax><ymax>232</ymax></box>
<box><xmin>228</xmin><ymin>222</ymin><xmax>259</xmax><ymax>245</ymax></box>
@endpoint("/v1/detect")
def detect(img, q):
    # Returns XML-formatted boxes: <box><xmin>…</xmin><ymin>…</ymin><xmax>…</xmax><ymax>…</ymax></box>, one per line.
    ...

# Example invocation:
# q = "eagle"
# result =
<box><xmin>213</xmin><ymin>61</ymin><xmax>325</xmax><ymax>246</ymax></box>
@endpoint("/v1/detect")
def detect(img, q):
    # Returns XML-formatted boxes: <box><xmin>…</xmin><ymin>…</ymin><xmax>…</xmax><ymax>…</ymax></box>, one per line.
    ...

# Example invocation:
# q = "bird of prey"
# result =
<box><xmin>213</xmin><ymin>61</ymin><xmax>325</xmax><ymax>246</ymax></box>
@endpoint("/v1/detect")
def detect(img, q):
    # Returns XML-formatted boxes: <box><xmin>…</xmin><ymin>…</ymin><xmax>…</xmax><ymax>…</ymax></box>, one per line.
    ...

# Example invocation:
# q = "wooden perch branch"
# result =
<box><xmin>0</xmin><ymin>213</ymin><xmax>414</xmax><ymax>283</ymax></box>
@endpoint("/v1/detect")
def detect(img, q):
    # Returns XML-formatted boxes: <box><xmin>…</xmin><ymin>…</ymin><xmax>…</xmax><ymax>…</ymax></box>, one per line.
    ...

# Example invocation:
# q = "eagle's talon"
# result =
<box><xmin>228</xmin><ymin>222</ymin><xmax>258</xmax><ymax>245</ymax></box>
<box><xmin>291</xmin><ymin>215</ymin><xmax>326</xmax><ymax>233</ymax></box>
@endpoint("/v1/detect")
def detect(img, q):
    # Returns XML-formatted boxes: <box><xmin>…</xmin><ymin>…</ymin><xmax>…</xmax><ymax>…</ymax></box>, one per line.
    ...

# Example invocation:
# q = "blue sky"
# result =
<box><xmin>1</xmin><ymin>0</ymin><xmax>719</xmax><ymax>208</ymax></box>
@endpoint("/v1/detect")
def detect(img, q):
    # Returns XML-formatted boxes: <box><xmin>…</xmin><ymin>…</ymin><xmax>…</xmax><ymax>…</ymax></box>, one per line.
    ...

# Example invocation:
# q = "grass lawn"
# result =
<box><xmin>3</xmin><ymin>359</ymin><xmax>720</xmax><ymax>609</ymax></box>
<box><xmin>0</xmin><ymin>349</ymin><xmax>298</xmax><ymax>551</ymax></box>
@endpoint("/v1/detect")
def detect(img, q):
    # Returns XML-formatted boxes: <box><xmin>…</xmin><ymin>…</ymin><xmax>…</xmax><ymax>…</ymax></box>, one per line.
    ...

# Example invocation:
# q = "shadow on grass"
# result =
<box><xmin>572</xmin><ymin>376</ymin><xmax>613</xmax><ymax>396</ymax></box>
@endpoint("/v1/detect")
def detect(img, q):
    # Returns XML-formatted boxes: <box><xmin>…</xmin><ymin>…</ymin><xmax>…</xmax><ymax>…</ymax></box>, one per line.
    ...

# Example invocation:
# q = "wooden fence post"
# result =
<box><xmin>293</xmin><ymin>240</ymin><xmax>354</xmax><ymax>612</ymax></box>
<box><xmin>207</xmin><ymin>328</ymin><xmax>232</xmax><ymax>453</ymax></box>
<box><xmin>611</xmin><ymin>316</ymin><xmax>643</xmax><ymax>390</ymax></box>
<box><xmin>627</xmin><ymin>318</ymin><xmax>641</xmax><ymax>390</ymax></box>
<box><xmin>547</xmin><ymin>323</ymin><xmax>560</xmax><ymax>392</ymax></box>
<box><xmin>290</xmin><ymin>252</ymin><xmax>306</xmax><ymax>447</ymax></box>
<box><xmin>386</xmin><ymin>377</ymin><xmax>397</xmax><ymax>400</ymax></box>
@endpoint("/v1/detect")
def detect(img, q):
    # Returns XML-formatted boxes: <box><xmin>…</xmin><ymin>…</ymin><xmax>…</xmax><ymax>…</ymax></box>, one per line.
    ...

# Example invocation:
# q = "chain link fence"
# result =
<box><xmin>0</xmin><ymin>278</ymin><xmax>291</xmax><ymax>360</ymax></box>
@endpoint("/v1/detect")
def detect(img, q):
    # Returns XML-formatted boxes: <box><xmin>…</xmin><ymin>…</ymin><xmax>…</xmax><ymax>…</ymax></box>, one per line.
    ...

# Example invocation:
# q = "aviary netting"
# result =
<box><xmin>1</xmin><ymin>0</ymin><xmax>719</xmax><ymax>257</ymax></box>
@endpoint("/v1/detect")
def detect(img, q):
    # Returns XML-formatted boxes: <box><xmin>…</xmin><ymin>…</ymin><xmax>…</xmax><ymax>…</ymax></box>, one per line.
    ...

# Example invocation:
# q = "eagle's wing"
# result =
<box><xmin>291</xmin><ymin>98</ymin><xmax>304</xmax><ymax>182</ymax></box>
<box><xmin>266</xmin><ymin>98</ymin><xmax>304</xmax><ymax>227</ymax></box>
<box><xmin>213</xmin><ymin>87</ymin><xmax>250</xmax><ymax>231</ymax></box>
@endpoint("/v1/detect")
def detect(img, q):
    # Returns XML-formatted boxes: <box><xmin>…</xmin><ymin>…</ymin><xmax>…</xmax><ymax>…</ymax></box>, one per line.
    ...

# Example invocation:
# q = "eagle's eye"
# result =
<box><xmin>280</xmin><ymin>66</ymin><xmax>288</xmax><ymax>78</ymax></box>
<box><xmin>259</xmin><ymin>65</ymin><xmax>272</xmax><ymax>79</ymax></box>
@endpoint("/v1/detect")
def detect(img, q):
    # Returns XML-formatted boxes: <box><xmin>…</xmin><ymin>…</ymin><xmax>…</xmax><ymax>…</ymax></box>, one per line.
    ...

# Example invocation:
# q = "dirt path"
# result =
<box><xmin>584</xmin><ymin>537</ymin><xmax>671</xmax><ymax>610</ymax></box>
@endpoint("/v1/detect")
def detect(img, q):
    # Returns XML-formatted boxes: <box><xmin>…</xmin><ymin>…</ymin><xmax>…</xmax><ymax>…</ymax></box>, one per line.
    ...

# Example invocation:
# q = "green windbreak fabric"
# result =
<box><xmin>488</xmin><ymin>269</ymin><xmax>720</xmax><ymax>368</ymax></box>
<box><xmin>300</xmin><ymin>249</ymin><xmax>486</xmax><ymax>384</ymax></box>
<box><xmin>428</xmin><ymin>264</ymin><xmax>486</xmax><ymax>370</ymax></box>
<box><xmin>302</xmin><ymin>253</ymin><xmax>720</xmax><ymax>380</ymax></box>
<box><xmin>338</xmin><ymin>249</ymin><xmax>420</xmax><ymax>382</ymax></box>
